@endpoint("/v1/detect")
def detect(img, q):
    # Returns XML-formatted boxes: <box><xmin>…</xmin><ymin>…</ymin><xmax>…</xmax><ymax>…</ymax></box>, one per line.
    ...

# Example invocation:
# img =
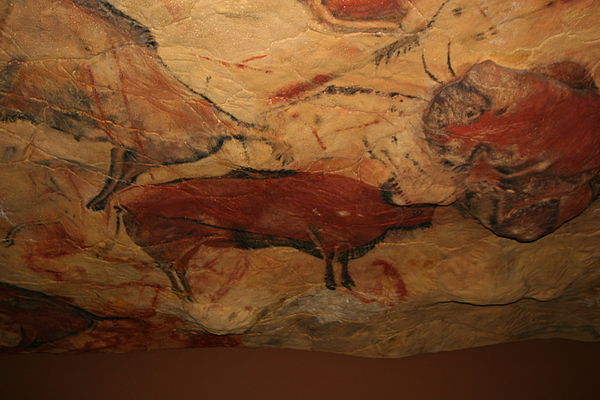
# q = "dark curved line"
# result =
<box><xmin>96</xmin><ymin>0</ymin><xmax>259</xmax><ymax>129</ymax></box>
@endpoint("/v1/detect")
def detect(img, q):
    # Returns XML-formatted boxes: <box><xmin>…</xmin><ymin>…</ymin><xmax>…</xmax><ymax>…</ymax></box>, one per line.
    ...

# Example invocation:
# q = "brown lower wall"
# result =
<box><xmin>1</xmin><ymin>339</ymin><xmax>599</xmax><ymax>400</ymax></box>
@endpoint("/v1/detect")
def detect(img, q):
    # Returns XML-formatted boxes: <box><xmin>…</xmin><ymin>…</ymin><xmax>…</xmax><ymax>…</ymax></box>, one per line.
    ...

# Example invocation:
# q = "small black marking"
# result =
<box><xmin>221</xmin><ymin>167</ymin><xmax>298</xmax><ymax>180</ymax></box>
<box><xmin>324</xmin><ymin>85</ymin><xmax>373</xmax><ymax>95</ymax></box>
<box><xmin>374</xmin><ymin>35</ymin><xmax>420</xmax><ymax>66</ymax></box>
<box><xmin>421</xmin><ymin>52</ymin><xmax>443</xmax><ymax>85</ymax></box>
<box><xmin>494</xmin><ymin>106</ymin><xmax>508</xmax><ymax>116</ymax></box>
<box><xmin>447</xmin><ymin>42</ymin><xmax>456</xmax><ymax>78</ymax></box>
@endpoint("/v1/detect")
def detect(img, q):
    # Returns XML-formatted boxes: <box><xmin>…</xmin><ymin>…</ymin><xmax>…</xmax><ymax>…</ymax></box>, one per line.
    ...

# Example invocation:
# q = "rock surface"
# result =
<box><xmin>0</xmin><ymin>0</ymin><xmax>599</xmax><ymax>356</ymax></box>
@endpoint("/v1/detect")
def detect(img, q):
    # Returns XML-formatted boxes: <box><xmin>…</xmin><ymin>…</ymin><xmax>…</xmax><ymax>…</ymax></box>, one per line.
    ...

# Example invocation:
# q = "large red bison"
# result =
<box><xmin>116</xmin><ymin>169</ymin><xmax>434</xmax><ymax>298</ymax></box>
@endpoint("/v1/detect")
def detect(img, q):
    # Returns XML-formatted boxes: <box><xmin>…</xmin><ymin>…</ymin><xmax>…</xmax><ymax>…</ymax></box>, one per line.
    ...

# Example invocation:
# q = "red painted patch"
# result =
<box><xmin>240</xmin><ymin>55</ymin><xmax>268</xmax><ymax>63</ymax></box>
<box><xmin>207</xmin><ymin>260</ymin><xmax>250</xmax><ymax>302</ymax></box>
<box><xmin>335</xmin><ymin>118</ymin><xmax>381</xmax><ymax>132</ymax></box>
<box><xmin>373</xmin><ymin>259</ymin><xmax>408</xmax><ymax>298</ymax></box>
<box><xmin>445</xmin><ymin>83</ymin><xmax>600</xmax><ymax>176</ymax></box>
<box><xmin>347</xmin><ymin>259</ymin><xmax>408</xmax><ymax>305</ymax></box>
<box><xmin>323</xmin><ymin>0</ymin><xmax>409</xmax><ymax>21</ymax></box>
<box><xmin>83</xmin><ymin>66</ymin><xmax>117</xmax><ymax>143</ymax></box>
<box><xmin>0</xmin><ymin>282</ymin><xmax>95</xmax><ymax>351</ymax></box>
<box><xmin>311</xmin><ymin>128</ymin><xmax>327</xmax><ymax>150</ymax></box>
<box><xmin>312</xmin><ymin>74</ymin><xmax>334</xmax><ymax>85</ymax></box>
<box><xmin>25</xmin><ymin>222</ymin><xmax>86</xmax><ymax>259</ymax></box>
<box><xmin>269</xmin><ymin>74</ymin><xmax>334</xmax><ymax>103</ymax></box>
<box><xmin>196</xmin><ymin>54</ymin><xmax>273</xmax><ymax>74</ymax></box>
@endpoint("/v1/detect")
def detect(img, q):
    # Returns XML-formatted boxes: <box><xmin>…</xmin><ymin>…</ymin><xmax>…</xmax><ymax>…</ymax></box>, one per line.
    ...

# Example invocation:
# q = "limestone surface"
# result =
<box><xmin>0</xmin><ymin>0</ymin><xmax>599</xmax><ymax>356</ymax></box>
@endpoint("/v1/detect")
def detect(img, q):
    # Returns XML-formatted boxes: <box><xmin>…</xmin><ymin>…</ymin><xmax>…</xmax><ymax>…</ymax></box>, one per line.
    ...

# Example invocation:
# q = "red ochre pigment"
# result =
<box><xmin>322</xmin><ymin>0</ymin><xmax>409</xmax><ymax>21</ymax></box>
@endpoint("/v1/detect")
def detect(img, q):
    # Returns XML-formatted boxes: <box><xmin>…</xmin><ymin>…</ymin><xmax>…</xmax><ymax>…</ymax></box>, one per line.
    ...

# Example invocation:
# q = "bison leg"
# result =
<box><xmin>174</xmin><ymin>269</ymin><xmax>192</xmax><ymax>302</ymax></box>
<box><xmin>155</xmin><ymin>262</ymin><xmax>183</xmax><ymax>293</ymax></box>
<box><xmin>87</xmin><ymin>147</ymin><xmax>147</xmax><ymax>211</ymax></box>
<box><xmin>324</xmin><ymin>253</ymin><xmax>337</xmax><ymax>290</ymax></box>
<box><xmin>171</xmin><ymin>242</ymin><xmax>205</xmax><ymax>302</ymax></box>
<box><xmin>339</xmin><ymin>252</ymin><xmax>356</xmax><ymax>290</ymax></box>
<box><xmin>307</xmin><ymin>227</ymin><xmax>336</xmax><ymax>290</ymax></box>
<box><xmin>155</xmin><ymin>262</ymin><xmax>193</xmax><ymax>301</ymax></box>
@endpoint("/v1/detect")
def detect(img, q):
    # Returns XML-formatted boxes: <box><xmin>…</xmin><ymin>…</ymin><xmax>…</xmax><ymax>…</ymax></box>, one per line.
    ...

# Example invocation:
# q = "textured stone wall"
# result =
<box><xmin>0</xmin><ymin>0</ymin><xmax>599</xmax><ymax>356</ymax></box>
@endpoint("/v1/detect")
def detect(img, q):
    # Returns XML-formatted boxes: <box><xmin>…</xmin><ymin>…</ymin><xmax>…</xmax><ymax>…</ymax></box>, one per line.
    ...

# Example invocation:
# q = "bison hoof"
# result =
<box><xmin>179</xmin><ymin>292</ymin><xmax>194</xmax><ymax>303</ymax></box>
<box><xmin>86</xmin><ymin>196</ymin><xmax>108</xmax><ymax>211</ymax></box>
<box><xmin>342</xmin><ymin>278</ymin><xmax>356</xmax><ymax>290</ymax></box>
<box><xmin>271</xmin><ymin>141</ymin><xmax>294</xmax><ymax>165</ymax></box>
